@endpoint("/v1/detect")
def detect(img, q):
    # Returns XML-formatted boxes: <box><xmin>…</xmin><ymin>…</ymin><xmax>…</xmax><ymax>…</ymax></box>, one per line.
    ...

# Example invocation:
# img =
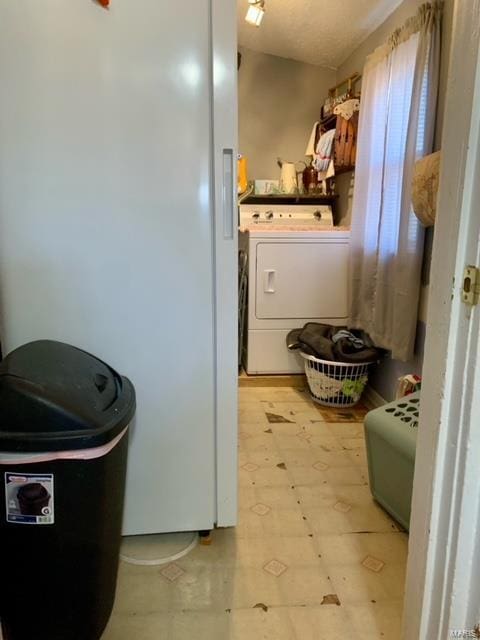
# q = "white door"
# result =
<box><xmin>0</xmin><ymin>0</ymin><xmax>220</xmax><ymax>534</ymax></box>
<box><xmin>403</xmin><ymin>1</ymin><xmax>480</xmax><ymax>637</ymax></box>
<box><xmin>256</xmin><ymin>242</ymin><xmax>350</xmax><ymax>320</ymax></box>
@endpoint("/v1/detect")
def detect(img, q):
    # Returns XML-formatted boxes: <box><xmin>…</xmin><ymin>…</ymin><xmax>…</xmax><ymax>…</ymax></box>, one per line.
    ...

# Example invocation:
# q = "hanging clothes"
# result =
<box><xmin>314</xmin><ymin>129</ymin><xmax>336</xmax><ymax>172</ymax></box>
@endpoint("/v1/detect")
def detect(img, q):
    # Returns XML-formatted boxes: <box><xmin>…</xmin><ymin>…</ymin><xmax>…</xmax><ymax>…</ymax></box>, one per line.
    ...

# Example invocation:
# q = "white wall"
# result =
<box><xmin>238</xmin><ymin>47</ymin><xmax>336</xmax><ymax>181</ymax></box>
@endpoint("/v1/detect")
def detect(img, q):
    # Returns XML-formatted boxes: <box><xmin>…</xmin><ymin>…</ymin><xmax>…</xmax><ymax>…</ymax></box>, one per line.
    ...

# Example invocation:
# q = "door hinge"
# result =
<box><xmin>462</xmin><ymin>265</ymin><xmax>480</xmax><ymax>306</ymax></box>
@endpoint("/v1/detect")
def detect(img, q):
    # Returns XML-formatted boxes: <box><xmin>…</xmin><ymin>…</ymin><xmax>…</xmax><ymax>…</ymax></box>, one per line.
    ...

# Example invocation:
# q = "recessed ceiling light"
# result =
<box><xmin>245</xmin><ymin>1</ymin><xmax>265</xmax><ymax>27</ymax></box>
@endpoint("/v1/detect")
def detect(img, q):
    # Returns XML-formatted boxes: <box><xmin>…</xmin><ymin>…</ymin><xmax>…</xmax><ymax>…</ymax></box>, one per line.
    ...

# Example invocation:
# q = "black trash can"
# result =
<box><xmin>0</xmin><ymin>340</ymin><xmax>136</xmax><ymax>640</ymax></box>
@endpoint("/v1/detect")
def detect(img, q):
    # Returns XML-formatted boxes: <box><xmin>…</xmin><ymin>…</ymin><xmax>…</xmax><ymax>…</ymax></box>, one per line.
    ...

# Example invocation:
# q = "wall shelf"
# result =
<box><xmin>240</xmin><ymin>194</ymin><xmax>339</xmax><ymax>205</ymax></box>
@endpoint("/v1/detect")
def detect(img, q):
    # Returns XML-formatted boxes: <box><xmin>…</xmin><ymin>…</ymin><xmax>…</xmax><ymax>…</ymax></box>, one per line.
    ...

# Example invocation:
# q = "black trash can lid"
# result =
<box><xmin>0</xmin><ymin>340</ymin><xmax>136</xmax><ymax>453</ymax></box>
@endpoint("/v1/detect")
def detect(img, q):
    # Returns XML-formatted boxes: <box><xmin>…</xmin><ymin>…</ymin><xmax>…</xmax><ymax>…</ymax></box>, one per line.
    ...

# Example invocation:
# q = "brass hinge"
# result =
<box><xmin>462</xmin><ymin>266</ymin><xmax>480</xmax><ymax>306</ymax></box>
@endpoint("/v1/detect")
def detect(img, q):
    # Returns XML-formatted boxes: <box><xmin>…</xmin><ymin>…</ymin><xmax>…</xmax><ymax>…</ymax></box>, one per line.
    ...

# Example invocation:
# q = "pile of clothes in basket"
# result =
<box><xmin>287</xmin><ymin>323</ymin><xmax>381</xmax><ymax>363</ymax></box>
<box><xmin>287</xmin><ymin>324</ymin><xmax>383</xmax><ymax>406</ymax></box>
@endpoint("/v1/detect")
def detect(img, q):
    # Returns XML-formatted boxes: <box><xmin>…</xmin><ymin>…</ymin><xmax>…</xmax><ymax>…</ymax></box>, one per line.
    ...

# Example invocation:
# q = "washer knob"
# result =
<box><xmin>266</xmin><ymin>211</ymin><xmax>274</xmax><ymax>220</ymax></box>
<box><xmin>252</xmin><ymin>212</ymin><xmax>260</xmax><ymax>220</ymax></box>
<box><xmin>314</xmin><ymin>210</ymin><xmax>322</xmax><ymax>221</ymax></box>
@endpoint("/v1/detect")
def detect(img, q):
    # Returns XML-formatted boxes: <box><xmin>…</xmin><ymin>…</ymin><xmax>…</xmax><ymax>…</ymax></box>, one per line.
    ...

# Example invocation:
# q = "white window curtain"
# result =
<box><xmin>349</xmin><ymin>2</ymin><xmax>442</xmax><ymax>361</ymax></box>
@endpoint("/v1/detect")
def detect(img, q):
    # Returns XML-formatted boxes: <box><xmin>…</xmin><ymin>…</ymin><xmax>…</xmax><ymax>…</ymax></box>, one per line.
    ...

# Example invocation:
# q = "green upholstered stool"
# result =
<box><xmin>364</xmin><ymin>392</ymin><xmax>420</xmax><ymax>531</ymax></box>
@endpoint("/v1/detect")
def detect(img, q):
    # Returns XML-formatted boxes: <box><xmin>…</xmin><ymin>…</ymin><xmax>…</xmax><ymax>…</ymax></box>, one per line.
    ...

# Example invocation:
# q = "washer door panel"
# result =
<box><xmin>255</xmin><ymin>242</ymin><xmax>349</xmax><ymax>320</ymax></box>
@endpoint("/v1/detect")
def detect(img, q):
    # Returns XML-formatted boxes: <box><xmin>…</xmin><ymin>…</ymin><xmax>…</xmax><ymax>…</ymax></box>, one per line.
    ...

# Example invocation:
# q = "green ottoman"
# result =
<box><xmin>364</xmin><ymin>392</ymin><xmax>420</xmax><ymax>531</ymax></box>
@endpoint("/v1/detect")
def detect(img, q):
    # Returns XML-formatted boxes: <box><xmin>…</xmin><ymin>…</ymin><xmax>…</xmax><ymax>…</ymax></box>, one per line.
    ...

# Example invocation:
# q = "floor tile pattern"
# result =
<box><xmin>103</xmin><ymin>385</ymin><xmax>407</xmax><ymax>639</ymax></box>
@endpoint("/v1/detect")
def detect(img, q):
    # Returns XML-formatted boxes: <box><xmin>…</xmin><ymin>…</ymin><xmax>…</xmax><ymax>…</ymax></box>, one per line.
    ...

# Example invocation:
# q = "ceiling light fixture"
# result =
<box><xmin>245</xmin><ymin>0</ymin><xmax>265</xmax><ymax>27</ymax></box>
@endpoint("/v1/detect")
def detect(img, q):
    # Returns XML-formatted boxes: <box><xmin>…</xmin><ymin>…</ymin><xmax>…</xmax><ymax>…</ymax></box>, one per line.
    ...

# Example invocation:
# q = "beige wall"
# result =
<box><xmin>238</xmin><ymin>47</ymin><xmax>336</xmax><ymax>181</ymax></box>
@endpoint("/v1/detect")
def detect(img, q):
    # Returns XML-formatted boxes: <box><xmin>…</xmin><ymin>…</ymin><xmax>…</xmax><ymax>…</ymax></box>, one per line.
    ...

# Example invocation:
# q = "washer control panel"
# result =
<box><xmin>239</xmin><ymin>204</ymin><xmax>334</xmax><ymax>227</ymax></box>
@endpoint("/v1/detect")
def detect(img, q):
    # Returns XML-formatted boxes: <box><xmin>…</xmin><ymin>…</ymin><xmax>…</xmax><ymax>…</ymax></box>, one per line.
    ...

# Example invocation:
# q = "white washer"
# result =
<box><xmin>239</xmin><ymin>204</ymin><xmax>351</xmax><ymax>374</ymax></box>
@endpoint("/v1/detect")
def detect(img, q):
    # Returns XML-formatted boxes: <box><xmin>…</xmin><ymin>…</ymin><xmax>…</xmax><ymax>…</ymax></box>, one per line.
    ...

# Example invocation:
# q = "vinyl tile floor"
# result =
<box><xmin>103</xmin><ymin>386</ymin><xmax>407</xmax><ymax>639</ymax></box>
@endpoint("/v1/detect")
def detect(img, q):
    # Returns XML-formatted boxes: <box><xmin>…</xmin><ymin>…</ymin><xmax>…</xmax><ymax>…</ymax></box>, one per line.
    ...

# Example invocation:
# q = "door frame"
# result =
<box><xmin>403</xmin><ymin>0</ymin><xmax>480</xmax><ymax>637</ymax></box>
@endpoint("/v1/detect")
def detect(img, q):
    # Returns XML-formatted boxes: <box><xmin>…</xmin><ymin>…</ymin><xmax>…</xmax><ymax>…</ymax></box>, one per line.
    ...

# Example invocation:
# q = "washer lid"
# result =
<box><xmin>0</xmin><ymin>340</ymin><xmax>136</xmax><ymax>453</ymax></box>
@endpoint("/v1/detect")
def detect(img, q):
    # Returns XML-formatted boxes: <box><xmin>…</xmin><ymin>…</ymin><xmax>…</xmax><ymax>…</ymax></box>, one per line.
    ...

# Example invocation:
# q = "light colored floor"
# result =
<box><xmin>104</xmin><ymin>385</ymin><xmax>407</xmax><ymax>639</ymax></box>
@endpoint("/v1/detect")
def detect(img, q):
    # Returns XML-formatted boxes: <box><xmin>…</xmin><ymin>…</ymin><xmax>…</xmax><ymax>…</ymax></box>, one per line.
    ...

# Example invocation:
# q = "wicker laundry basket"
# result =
<box><xmin>300</xmin><ymin>353</ymin><xmax>372</xmax><ymax>408</ymax></box>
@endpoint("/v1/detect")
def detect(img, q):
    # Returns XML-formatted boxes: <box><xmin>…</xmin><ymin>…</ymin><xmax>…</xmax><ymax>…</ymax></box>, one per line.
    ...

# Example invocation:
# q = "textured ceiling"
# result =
<box><xmin>237</xmin><ymin>0</ymin><xmax>403</xmax><ymax>68</ymax></box>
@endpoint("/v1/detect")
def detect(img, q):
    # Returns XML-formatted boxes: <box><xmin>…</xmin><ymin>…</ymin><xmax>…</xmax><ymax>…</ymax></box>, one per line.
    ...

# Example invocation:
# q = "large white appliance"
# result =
<box><xmin>0</xmin><ymin>0</ymin><xmax>238</xmax><ymax>535</ymax></box>
<box><xmin>239</xmin><ymin>204</ymin><xmax>351</xmax><ymax>374</ymax></box>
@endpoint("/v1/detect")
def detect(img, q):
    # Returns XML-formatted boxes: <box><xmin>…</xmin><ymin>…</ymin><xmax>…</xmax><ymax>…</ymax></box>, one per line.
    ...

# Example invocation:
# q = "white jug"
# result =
<box><xmin>279</xmin><ymin>161</ymin><xmax>298</xmax><ymax>194</ymax></box>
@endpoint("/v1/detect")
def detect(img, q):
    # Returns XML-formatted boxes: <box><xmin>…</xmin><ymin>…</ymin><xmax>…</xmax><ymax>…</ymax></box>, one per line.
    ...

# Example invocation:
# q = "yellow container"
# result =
<box><xmin>238</xmin><ymin>155</ymin><xmax>248</xmax><ymax>194</ymax></box>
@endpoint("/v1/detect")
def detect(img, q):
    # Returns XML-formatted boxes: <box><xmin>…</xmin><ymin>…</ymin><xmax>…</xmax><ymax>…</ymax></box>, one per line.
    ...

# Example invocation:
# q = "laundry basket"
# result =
<box><xmin>300</xmin><ymin>353</ymin><xmax>372</xmax><ymax>408</ymax></box>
